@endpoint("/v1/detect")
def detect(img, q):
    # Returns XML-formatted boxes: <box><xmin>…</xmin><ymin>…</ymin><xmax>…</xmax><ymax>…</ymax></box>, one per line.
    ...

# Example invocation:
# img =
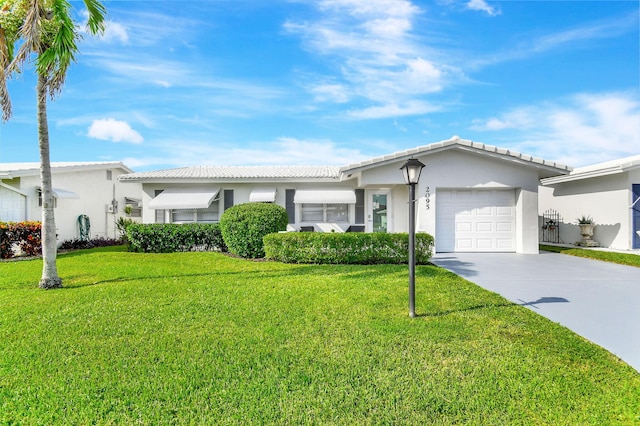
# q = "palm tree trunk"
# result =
<box><xmin>37</xmin><ymin>73</ymin><xmax>62</xmax><ymax>289</ymax></box>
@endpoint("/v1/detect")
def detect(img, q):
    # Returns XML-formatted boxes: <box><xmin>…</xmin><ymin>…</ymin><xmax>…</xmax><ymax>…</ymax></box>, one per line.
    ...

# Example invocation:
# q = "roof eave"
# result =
<box><xmin>340</xmin><ymin>139</ymin><xmax>572</xmax><ymax>177</ymax></box>
<box><xmin>119</xmin><ymin>176</ymin><xmax>341</xmax><ymax>184</ymax></box>
<box><xmin>541</xmin><ymin>166</ymin><xmax>624</xmax><ymax>186</ymax></box>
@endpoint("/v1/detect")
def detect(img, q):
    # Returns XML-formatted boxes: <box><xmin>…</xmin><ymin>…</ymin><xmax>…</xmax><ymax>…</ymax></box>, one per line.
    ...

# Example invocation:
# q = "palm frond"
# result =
<box><xmin>82</xmin><ymin>0</ymin><xmax>106</xmax><ymax>35</ymax></box>
<box><xmin>8</xmin><ymin>0</ymin><xmax>40</xmax><ymax>74</ymax></box>
<box><xmin>39</xmin><ymin>0</ymin><xmax>77</xmax><ymax>96</ymax></box>
<box><xmin>0</xmin><ymin>23</ymin><xmax>13</xmax><ymax>120</ymax></box>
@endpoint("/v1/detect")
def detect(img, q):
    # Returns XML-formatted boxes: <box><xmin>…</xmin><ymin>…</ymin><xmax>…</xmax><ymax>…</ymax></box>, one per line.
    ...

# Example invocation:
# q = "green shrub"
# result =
<box><xmin>126</xmin><ymin>223</ymin><xmax>226</xmax><ymax>253</ymax></box>
<box><xmin>0</xmin><ymin>221</ymin><xmax>42</xmax><ymax>259</ymax></box>
<box><xmin>219</xmin><ymin>203</ymin><xmax>289</xmax><ymax>258</ymax></box>
<box><xmin>59</xmin><ymin>237</ymin><xmax>123</xmax><ymax>250</ymax></box>
<box><xmin>263</xmin><ymin>232</ymin><xmax>434</xmax><ymax>264</ymax></box>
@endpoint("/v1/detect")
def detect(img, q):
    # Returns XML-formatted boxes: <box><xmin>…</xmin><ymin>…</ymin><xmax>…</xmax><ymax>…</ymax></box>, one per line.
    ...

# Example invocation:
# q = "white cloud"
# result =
<box><xmin>533</xmin><ymin>13</ymin><xmax>637</xmax><ymax>54</ymax></box>
<box><xmin>122</xmin><ymin>137</ymin><xmax>373</xmax><ymax>169</ymax></box>
<box><xmin>470</xmin><ymin>108</ymin><xmax>536</xmax><ymax>131</ymax></box>
<box><xmin>469</xmin><ymin>92</ymin><xmax>640</xmax><ymax>166</ymax></box>
<box><xmin>466</xmin><ymin>0</ymin><xmax>501</xmax><ymax>16</ymax></box>
<box><xmin>88</xmin><ymin>118</ymin><xmax>144</xmax><ymax>144</ymax></box>
<box><xmin>101</xmin><ymin>21</ymin><xmax>129</xmax><ymax>44</ymax></box>
<box><xmin>318</xmin><ymin>0</ymin><xmax>420</xmax><ymax>18</ymax></box>
<box><xmin>285</xmin><ymin>0</ymin><xmax>462</xmax><ymax>118</ymax></box>
<box><xmin>394</xmin><ymin>120</ymin><xmax>407</xmax><ymax>132</ymax></box>
<box><xmin>472</xmin><ymin>13</ymin><xmax>638</xmax><ymax>68</ymax></box>
<box><xmin>363</xmin><ymin>17</ymin><xmax>412</xmax><ymax>38</ymax></box>
<box><xmin>348</xmin><ymin>100</ymin><xmax>440</xmax><ymax>119</ymax></box>
<box><xmin>310</xmin><ymin>83</ymin><xmax>350</xmax><ymax>103</ymax></box>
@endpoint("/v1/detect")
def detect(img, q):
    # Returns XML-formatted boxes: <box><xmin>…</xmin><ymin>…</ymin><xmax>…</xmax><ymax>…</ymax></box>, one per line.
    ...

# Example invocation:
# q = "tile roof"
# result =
<box><xmin>0</xmin><ymin>161</ymin><xmax>133</xmax><ymax>176</ymax></box>
<box><xmin>340</xmin><ymin>136</ymin><xmax>572</xmax><ymax>174</ymax></box>
<box><xmin>119</xmin><ymin>165</ymin><xmax>341</xmax><ymax>181</ymax></box>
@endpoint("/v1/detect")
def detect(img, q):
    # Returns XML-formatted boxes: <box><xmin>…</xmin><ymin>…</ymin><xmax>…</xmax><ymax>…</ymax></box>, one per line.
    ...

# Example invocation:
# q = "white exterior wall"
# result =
<box><xmin>356</xmin><ymin>150</ymin><xmax>541</xmax><ymax>253</ymax></box>
<box><xmin>140</xmin><ymin>182</ymin><xmax>360</xmax><ymax>231</ymax></box>
<box><xmin>17</xmin><ymin>168</ymin><xmax>142</xmax><ymax>243</ymax></box>
<box><xmin>539</xmin><ymin>171</ymin><xmax>635</xmax><ymax>250</ymax></box>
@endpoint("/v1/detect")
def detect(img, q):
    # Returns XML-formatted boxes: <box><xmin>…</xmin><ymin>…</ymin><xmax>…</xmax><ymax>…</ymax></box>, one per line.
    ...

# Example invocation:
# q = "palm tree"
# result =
<box><xmin>0</xmin><ymin>0</ymin><xmax>105</xmax><ymax>288</ymax></box>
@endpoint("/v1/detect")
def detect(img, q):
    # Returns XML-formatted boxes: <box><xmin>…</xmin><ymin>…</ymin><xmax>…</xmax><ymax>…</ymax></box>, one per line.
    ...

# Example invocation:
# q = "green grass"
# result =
<box><xmin>540</xmin><ymin>244</ymin><xmax>640</xmax><ymax>267</ymax></box>
<box><xmin>1</xmin><ymin>247</ymin><xmax>639</xmax><ymax>425</ymax></box>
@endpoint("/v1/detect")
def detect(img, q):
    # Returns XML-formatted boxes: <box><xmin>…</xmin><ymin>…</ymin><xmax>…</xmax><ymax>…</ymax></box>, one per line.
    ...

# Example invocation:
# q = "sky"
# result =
<box><xmin>0</xmin><ymin>0</ymin><xmax>638</xmax><ymax>171</ymax></box>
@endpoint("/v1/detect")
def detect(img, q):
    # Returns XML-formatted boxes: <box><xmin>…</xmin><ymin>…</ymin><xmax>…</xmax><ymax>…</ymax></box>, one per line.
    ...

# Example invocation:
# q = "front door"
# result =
<box><xmin>369</xmin><ymin>192</ymin><xmax>389</xmax><ymax>233</ymax></box>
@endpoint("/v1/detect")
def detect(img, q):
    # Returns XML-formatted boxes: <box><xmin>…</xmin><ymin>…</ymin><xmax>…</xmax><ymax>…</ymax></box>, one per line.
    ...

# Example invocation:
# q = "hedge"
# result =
<box><xmin>0</xmin><ymin>221</ymin><xmax>42</xmax><ymax>259</ymax></box>
<box><xmin>219</xmin><ymin>203</ymin><xmax>289</xmax><ymax>258</ymax></box>
<box><xmin>59</xmin><ymin>237</ymin><xmax>124</xmax><ymax>251</ymax></box>
<box><xmin>126</xmin><ymin>223</ymin><xmax>226</xmax><ymax>253</ymax></box>
<box><xmin>263</xmin><ymin>232</ymin><xmax>434</xmax><ymax>264</ymax></box>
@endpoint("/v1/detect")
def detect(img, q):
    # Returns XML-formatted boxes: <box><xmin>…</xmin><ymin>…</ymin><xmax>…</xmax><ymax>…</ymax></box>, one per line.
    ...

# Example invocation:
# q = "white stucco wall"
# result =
<box><xmin>356</xmin><ymin>149</ymin><xmax>542</xmax><ymax>254</ymax></box>
<box><xmin>539</xmin><ymin>171</ymin><xmax>636</xmax><ymax>250</ymax></box>
<box><xmin>0</xmin><ymin>184</ymin><xmax>27</xmax><ymax>222</ymax></box>
<box><xmin>17</xmin><ymin>168</ymin><xmax>142</xmax><ymax>243</ymax></box>
<box><xmin>140</xmin><ymin>182</ymin><xmax>360</xmax><ymax>230</ymax></box>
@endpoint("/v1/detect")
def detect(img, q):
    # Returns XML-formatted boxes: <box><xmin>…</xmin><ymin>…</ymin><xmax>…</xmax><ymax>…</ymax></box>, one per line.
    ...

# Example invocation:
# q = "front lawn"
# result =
<box><xmin>540</xmin><ymin>244</ymin><xmax>640</xmax><ymax>267</ymax></box>
<box><xmin>1</xmin><ymin>247</ymin><xmax>638</xmax><ymax>424</ymax></box>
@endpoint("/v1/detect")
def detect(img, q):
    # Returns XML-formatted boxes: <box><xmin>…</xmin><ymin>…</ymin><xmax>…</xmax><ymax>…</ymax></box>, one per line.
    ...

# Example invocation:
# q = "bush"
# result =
<box><xmin>59</xmin><ymin>237</ymin><xmax>123</xmax><ymax>251</ymax></box>
<box><xmin>126</xmin><ymin>223</ymin><xmax>226</xmax><ymax>253</ymax></box>
<box><xmin>219</xmin><ymin>203</ymin><xmax>289</xmax><ymax>258</ymax></box>
<box><xmin>263</xmin><ymin>232</ymin><xmax>434</xmax><ymax>264</ymax></box>
<box><xmin>0</xmin><ymin>221</ymin><xmax>42</xmax><ymax>259</ymax></box>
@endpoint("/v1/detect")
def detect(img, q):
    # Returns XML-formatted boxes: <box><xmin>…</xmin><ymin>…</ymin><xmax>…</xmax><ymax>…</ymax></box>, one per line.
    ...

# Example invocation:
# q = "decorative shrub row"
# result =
<box><xmin>59</xmin><ymin>237</ymin><xmax>123</xmax><ymax>251</ymax></box>
<box><xmin>126</xmin><ymin>223</ymin><xmax>226</xmax><ymax>253</ymax></box>
<box><xmin>219</xmin><ymin>203</ymin><xmax>289</xmax><ymax>258</ymax></box>
<box><xmin>263</xmin><ymin>232</ymin><xmax>434</xmax><ymax>265</ymax></box>
<box><xmin>0</xmin><ymin>221</ymin><xmax>42</xmax><ymax>259</ymax></box>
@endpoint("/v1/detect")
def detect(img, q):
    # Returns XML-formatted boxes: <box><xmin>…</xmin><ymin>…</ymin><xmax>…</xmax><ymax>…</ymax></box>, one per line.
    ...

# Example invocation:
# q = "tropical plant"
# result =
<box><xmin>0</xmin><ymin>0</ymin><xmax>106</xmax><ymax>288</ymax></box>
<box><xmin>576</xmin><ymin>215</ymin><xmax>595</xmax><ymax>225</ymax></box>
<box><xmin>115</xmin><ymin>216</ymin><xmax>135</xmax><ymax>241</ymax></box>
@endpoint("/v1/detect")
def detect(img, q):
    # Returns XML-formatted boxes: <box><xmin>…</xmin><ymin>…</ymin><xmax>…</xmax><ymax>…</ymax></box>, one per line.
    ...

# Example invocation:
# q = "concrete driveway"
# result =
<box><xmin>431</xmin><ymin>251</ymin><xmax>640</xmax><ymax>373</ymax></box>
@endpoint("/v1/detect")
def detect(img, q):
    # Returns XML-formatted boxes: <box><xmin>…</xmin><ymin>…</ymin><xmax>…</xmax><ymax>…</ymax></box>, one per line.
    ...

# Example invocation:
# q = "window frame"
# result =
<box><xmin>300</xmin><ymin>203</ymin><xmax>349</xmax><ymax>223</ymax></box>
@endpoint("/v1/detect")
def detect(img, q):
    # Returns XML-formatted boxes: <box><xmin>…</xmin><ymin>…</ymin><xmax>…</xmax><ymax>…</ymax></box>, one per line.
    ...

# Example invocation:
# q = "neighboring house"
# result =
<box><xmin>0</xmin><ymin>162</ymin><xmax>142</xmax><ymax>243</ymax></box>
<box><xmin>539</xmin><ymin>155</ymin><xmax>640</xmax><ymax>251</ymax></box>
<box><xmin>120</xmin><ymin>136</ymin><xmax>571</xmax><ymax>254</ymax></box>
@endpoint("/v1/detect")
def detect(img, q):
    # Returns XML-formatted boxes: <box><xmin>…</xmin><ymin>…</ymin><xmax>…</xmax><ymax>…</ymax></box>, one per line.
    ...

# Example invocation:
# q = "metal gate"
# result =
<box><xmin>541</xmin><ymin>209</ymin><xmax>561</xmax><ymax>243</ymax></box>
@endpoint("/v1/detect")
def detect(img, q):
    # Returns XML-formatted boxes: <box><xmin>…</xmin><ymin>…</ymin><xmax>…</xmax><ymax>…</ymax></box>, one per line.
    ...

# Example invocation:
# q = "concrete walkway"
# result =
<box><xmin>431</xmin><ymin>251</ymin><xmax>640</xmax><ymax>373</ymax></box>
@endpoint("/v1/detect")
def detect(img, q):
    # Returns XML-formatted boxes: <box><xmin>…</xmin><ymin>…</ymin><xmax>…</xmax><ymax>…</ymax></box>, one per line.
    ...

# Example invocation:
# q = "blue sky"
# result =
<box><xmin>1</xmin><ymin>0</ymin><xmax>638</xmax><ymax>171</ymax></box>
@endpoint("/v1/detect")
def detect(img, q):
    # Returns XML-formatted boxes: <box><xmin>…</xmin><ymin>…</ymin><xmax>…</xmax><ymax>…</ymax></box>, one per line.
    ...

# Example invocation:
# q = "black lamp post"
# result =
<box><xmin>400</xmin><ymin>157</ymin><xmax>425</xmax><ymax>318</ymax></box>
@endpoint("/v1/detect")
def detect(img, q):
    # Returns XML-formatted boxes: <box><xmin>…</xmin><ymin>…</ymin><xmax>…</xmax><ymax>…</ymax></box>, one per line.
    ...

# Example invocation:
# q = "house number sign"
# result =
<box><xmin>424</xmin><ymin>186</ymin><xmax>430</xmax><ymax>210</ymax></box>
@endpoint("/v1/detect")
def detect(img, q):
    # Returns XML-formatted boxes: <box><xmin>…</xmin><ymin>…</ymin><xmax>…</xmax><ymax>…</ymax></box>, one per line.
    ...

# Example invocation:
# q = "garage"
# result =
<box><xmin>436</xmin><ymin>189</ymin><xmax>516</xmax><ymax>252</ymax></box>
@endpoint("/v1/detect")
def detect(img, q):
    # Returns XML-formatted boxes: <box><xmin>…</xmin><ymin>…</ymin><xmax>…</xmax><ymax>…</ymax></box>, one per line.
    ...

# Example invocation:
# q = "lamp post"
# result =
<box><xmin>400</xmin><ymin>157</ymin><xmax>425</xmax><ymax>318</ymax></box>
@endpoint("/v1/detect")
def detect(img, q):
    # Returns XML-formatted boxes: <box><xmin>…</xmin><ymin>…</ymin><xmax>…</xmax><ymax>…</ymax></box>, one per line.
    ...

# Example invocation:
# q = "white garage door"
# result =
<box><xmin>436</xmin><ymin>189</ymin><xmax>515</xmax><ymax>252</ymax></box>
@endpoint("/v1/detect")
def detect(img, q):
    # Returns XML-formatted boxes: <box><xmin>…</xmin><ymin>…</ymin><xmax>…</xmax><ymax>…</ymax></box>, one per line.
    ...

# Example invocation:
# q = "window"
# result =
<box><xmin>124</xmin><ymin>197</ymin><xmax>142</xmax><ymax>218</ymax></box>
<box><xmin>37</xmin><ymin>190</ymin><xmax>57</xmax><ymax>208</ymax></box>
<box><xmin>154</xmin><ymin>190</ymin><xmax>165</xmax><ymax>223</ymax></box>
<box><xmin>285</xmin><ymin>189</ymin><xmax>295</xmax><ymax>223</ymax></box>
<box><xmin>224</xmin><ymin>190</ymin><xmax>234</xmax><ymax>211</ymax></box>
<box><xmin>301</xmin><ymin>203</ymin><xmax>348</xmax><ymax>222</ymax></box>
<box><xmin>171</xmin><ymin>202</ymin><xmax>219</xmax><ymax>224</ymax></box>
<box><xmin>106</xmin><ymin>170</ymin><xmax>113</xmax><ymax>181</ymax></box>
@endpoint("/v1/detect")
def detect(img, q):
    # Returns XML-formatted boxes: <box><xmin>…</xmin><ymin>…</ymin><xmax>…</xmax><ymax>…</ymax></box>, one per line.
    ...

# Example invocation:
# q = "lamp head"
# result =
<box><xmin>400</xmin><ymin>157</ymin><xmax>425</xmax><ymax>185</ymax></box>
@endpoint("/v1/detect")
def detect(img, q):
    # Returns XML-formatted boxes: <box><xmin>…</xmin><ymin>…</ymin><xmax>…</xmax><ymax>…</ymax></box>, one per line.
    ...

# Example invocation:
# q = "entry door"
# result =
<box><xmin>369</xmin><ymin>192</ymin><xmax>389</xmax><ymax>233</ymax></box>
<box><xmin>633</xmin><ymin>184</ymin><xmax>640</xmax><ymax>249</ymax></box>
